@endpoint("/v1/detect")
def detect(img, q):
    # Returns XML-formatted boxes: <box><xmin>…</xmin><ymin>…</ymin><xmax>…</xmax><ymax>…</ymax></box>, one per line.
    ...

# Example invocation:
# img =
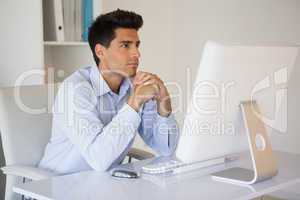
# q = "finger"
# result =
<box><xmin>137</xmin><ymin>74</ymin><xmax>155</xmax><ymax>85</ymax></box>
<box><xmin>153</xmin><ymin>94</ymin><xmax>161</xmax><ymax>101</ymax></box>
<box><xmin>134</xmin><ymin>74</ymin><xmax>153</xmax><ymax>85</ymax></box>
<box><xmin>133</xmin><ymin>72</ymin><xmax>147</xmax><ymax>84</ymax></box>
<box><xmin>142</xmin><ymin>79</ymin><xmax>156</xmax><ymax>86</ymax></box>
<box><xmin>132</xmin><ymin>71</ymin><xmax>142</xmax><ymax>82</ymax></box>
<box><xmin>144</xmin><ymin>82</ymin><xmax>160</xmax><ymax>94</ymax></box>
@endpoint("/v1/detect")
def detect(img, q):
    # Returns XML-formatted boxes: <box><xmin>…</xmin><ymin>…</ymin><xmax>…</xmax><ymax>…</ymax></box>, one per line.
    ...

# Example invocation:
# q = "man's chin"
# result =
<box><xmin>127</xmin><ymin>68</ymin><xmax>137</xmax><ymax>77</ymax></box>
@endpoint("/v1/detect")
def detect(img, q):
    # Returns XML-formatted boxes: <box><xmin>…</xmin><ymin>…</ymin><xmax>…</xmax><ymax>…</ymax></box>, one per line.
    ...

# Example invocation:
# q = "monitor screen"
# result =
<box><xmin>176</xmin><ymin>41</ymin><xmax>299</xmax><ymax>163</ymax></box>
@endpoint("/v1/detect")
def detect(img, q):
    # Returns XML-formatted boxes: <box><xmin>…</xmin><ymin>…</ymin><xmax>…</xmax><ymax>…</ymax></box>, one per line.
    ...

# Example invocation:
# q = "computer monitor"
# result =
<box><xmin>176</xmin><ymin>41</ymin><xmax>299</xmax><ymax>163</ymax></box>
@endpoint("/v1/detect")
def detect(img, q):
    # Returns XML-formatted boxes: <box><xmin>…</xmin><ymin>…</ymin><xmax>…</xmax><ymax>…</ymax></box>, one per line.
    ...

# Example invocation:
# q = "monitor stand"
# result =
<box><xmin>212</xmin><ymin>101</ymin><xmax>278</xmax><ymax>185</ymax></box>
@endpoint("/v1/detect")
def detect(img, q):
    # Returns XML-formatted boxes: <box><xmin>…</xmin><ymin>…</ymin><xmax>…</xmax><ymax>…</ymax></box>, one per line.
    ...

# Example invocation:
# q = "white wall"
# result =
<box><xmin>103</xmin><ymin>0</ymin><xmax>175</xmax><ymax>81</ymax></box>
<box><xmin>103</xmin><ymin>0</ymin><xmax>300</xmax><ymax>154</ymax></box>
<box><xmin>0</xmin><ymin>0</ymin><xmax>44</xmax><ymax>87</ymax></box>
<box><xmin>171</xmin><ymin>0</ymin><xmax>300</xmax><ymax>153</ymax></box>
<box><xmin>172</xmin><ymin>0</ymin><xmax>300</xmax><ymax>117</ymax></box>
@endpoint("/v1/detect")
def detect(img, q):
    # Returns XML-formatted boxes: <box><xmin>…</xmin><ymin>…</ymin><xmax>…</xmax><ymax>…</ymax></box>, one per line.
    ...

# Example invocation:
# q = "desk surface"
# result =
<box><xmin>14</xmin><ymin>152</ymin><xmax>300</xmax><ymax>200</ymax></box>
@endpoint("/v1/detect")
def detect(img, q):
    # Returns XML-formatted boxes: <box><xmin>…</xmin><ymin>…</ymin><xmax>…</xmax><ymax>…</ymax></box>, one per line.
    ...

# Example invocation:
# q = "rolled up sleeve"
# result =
<box><xmin>138</xmin><ymin>100</ymin><xmax>179</xmax><ymax>156</ymax></box>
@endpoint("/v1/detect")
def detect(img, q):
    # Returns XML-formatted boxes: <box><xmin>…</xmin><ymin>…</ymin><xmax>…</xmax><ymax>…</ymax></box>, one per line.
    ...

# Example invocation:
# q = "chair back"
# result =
<box><xmin>0</xmin><ymin>84</ymin><xmax>57</xmax><ymax>166</ymax></box>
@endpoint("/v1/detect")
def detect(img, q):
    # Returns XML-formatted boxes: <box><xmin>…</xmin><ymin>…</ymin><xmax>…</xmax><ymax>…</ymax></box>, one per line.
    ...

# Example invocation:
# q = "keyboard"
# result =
<box><xmin>142</xmin><ymin>154</ymin><xmax>239</xmax><ymax>175</ymax></box>
<box><xmin>142</xmin><ymin>159</ymin><xmax>184</xmax><ymax>174</ymax></box>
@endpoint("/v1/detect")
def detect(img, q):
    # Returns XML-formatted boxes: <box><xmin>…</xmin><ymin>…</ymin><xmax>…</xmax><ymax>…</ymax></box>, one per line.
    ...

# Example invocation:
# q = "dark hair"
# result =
<box><xmin>88</xmin><ymin>9</ymin><xmax>143</xmax><ymax>66</ymax></box>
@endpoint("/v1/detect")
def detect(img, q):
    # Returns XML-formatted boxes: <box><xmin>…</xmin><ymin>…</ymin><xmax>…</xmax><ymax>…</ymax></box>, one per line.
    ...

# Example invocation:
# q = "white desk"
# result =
<box><xmin>13</xmin><ymin>152</ymin><xmax>300</xmax><ymax>200</ymax></box>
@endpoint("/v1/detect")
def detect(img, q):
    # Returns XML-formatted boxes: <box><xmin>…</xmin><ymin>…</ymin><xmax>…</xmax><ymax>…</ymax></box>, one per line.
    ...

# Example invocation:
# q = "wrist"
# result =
<box><xmin>157</xmin><ymin>98</ymin><xmax>172</xmax><ymax>117</ymax></box>
<box><xmin>127</xmin><ymin>94</ymin><xmax>143</xmax><ymax>112</ymax></box>
<box><xmin>158</xmin><ymin>110</ymin><xmax>171</xmax><ymax>118</ymax></box>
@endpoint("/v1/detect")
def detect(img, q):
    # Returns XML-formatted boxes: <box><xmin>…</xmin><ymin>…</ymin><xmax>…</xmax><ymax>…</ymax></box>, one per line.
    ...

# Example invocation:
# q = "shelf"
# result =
<box><xmin>44</xmin><ymin>41</ymin><xmax>89</xmax><ymax>46</ymax></box>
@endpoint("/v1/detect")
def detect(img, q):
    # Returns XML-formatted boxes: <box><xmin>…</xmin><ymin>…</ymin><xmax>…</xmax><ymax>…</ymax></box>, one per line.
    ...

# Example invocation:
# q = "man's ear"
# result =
<box><xmin>95</xmin><ymin>43</ymin><xmax>105</xmax><ymax>59</ymax></box>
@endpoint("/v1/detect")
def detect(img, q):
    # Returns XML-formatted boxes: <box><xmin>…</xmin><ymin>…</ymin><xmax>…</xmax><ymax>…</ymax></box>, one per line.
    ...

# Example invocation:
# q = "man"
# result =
<box><xmin>39</xmin><ymin>9</ymin><xmax>179</xmax><ymax>174</ymax></box>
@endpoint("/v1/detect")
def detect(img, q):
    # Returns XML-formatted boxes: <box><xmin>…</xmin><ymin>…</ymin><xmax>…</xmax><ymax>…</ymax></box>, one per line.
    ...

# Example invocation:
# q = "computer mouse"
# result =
<box><xmin>111</xmin><ymin>169</ymin><xmax>139</xmax><ymax>179</ymax></box>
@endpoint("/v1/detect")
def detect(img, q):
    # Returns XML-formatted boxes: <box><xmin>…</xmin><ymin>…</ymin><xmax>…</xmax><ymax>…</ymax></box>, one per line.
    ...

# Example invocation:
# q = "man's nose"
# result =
<box><xmin>131</xmin><ymin>47</ymin><xmax>141</xmax><ymax>58</ymax></box>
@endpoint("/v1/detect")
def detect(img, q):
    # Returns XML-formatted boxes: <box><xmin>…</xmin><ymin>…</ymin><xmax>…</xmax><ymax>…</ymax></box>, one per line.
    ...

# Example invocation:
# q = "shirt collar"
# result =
<box><xmin>90</xmin><ymin>65</ymin><xmax>111</xmax><ymax>97</ymax></box>
<box><xmin>118</xmin><ymin>77</ymin><xmax>132</xmax><ymax>98</ymax></box>
<box><xmin>90</xmin><ymin>65</ymin><xmax>133</xmax><ymax>97</ymax></box>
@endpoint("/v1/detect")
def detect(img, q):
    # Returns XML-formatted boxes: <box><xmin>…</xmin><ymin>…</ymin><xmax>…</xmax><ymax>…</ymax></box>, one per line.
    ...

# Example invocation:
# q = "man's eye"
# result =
<box><xmin>121</xmin><ymin>43</ymin><xmax>129</xmax><ymax>48</ymax></box>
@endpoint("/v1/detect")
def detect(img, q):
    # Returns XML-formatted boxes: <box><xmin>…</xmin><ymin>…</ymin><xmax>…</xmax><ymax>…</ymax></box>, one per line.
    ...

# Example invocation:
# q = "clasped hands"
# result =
<box><xmin>127</xmin><ymin>71</ymin><xmax>172</xmax><ymax>117</ymax></box>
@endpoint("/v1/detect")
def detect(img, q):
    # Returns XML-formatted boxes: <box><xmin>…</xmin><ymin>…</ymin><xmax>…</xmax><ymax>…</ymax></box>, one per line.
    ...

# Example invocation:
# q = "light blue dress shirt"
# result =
<box><xmin>39</xmin><ymin>66</ymin><xmax>179</xmax><ymax>174</ymax></box>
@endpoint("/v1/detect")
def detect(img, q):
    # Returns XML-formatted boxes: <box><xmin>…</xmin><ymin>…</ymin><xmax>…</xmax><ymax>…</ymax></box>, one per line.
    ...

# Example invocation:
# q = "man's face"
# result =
<box><xmin>97</xmin><ymin>28</ymin><xmax>141</xmax><ymax>78</ymax></box>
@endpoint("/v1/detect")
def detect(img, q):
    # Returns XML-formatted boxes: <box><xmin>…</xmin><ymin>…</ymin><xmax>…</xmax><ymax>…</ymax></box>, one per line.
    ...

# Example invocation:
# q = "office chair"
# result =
<box><xmin>0</xmin><ymin>84</ymin><xmax>154</xmax><ymax>200</ymax></box>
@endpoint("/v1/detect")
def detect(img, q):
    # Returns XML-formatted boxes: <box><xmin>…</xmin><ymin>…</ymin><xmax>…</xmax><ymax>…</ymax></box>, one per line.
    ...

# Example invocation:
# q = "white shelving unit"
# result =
<box><xmin>44</xmin><ymin>41</ymin><xmax>89</xmax><ymax>46</ymax></box>
<box><xmin>42</xmin><ymin>0</ymin><xmax>100</xmax><ymax>83</ymax></box>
